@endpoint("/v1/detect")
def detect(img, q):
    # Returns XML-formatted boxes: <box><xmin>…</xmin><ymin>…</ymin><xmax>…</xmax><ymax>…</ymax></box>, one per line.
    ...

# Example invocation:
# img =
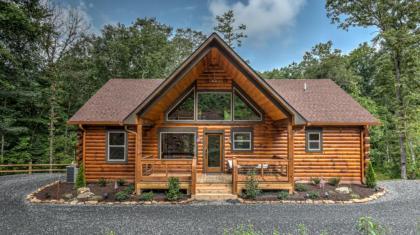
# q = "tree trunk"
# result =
<box><xmin>1</xmin><ymin>134</ymin><xmax>4</xmax><ymax>164</ymax></box>
<box><xmin>393</xmin><ymin>53</ymin><xmax>407</xmax><ymax>179</ymax></box>
<box><xmin>49</xmin><ymin>78</ymin><xmax>57</xmax><ymax>173</ymax></box>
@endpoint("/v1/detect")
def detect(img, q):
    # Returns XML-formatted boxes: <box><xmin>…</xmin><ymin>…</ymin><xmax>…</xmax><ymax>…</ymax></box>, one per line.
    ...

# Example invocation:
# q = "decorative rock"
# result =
<box><xmin>77</xmin><ymin>187</ymin><xmax>91</xmax><ymax>195</ymax></box>
<box><xmin>324</xmin><ymin>192</ymin><xmax>329</xmax><ymax>198</ymax></box>
<box><xmin>335</xmin><ymin>187</ymin><xmax>351</xmax><ymax>194</ymax></box>
<box><xmin>76</xmin><ymin>192</ymin><xmax>94</xmax><ymax>200</ymax></box>
<box><xmin>89</xmin><ymin>195</ymin><xmax>104</xmax><ymax>202</ymax></box>
<box><xmin>70</xmin><ymin>200</ymin><xmax>78</xmax><ymax>205</ymax></box>
<box><xmin>85</xmin><ymin>201</ymin><xmax>98</xmax><ymax>205</ymax></box>
<box><xmin>63</xmin><ymin>193</ymin><xmax>73</xmax><ymax>200</ymax></box>
<box><xmin>31</xmin><ymin>198</ymin><xmax>41</xmax><ymax>203</ymax></box>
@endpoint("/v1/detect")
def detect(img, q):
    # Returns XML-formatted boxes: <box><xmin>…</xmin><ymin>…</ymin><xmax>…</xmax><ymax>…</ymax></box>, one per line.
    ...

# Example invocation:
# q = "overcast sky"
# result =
<box><xmin>59</xmin><ymin>0</ymin><xmax>376</xmax><ymax>71</ymax></box>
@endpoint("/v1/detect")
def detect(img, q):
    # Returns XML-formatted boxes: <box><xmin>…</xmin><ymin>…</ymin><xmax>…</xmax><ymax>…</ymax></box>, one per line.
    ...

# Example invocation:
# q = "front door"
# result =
<box><xmin>205</xmin><ymin>134</ymin><xmax>223</xmax><ymax>172</ymax></box>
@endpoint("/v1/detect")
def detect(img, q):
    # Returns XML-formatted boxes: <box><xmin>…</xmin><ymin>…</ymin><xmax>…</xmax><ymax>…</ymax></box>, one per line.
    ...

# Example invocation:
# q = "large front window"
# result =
<box><xmin>197</xmin><ymin>92</ymin><xmax>232</xmax><ymax>120</ymax></box>
<box><xmin>160</xmin><ymin>132</ymin><xmax>195</xmax><ymax>159</ymax></box>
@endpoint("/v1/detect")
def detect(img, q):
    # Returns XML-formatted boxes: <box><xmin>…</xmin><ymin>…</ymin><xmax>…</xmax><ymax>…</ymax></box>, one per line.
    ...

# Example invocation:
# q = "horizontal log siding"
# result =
<box><xmin>84</xmin><ymin>126</ymin><xmax>135</xmax><ymax>182</ymax></box>
<box><xmin>142</xmin><ymin>115</ymin><xmax>288</xmax><ymax>174</ymax></box>
<box><xmin>293</xmin><ymin>127</ymin><xmax>362</xmax><ymax>183</ymax></box>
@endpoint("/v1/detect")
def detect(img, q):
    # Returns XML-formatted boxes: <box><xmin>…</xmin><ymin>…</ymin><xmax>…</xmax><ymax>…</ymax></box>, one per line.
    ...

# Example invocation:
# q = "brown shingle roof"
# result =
<box><xmin>68</xmin><ymin>78</ymin><xmax>379</xmax><ymax>125</ymax></box>
<box><xmin>265</xmin><ymin>79</ymin><xmax>379</xmax><ymax>125</ymax></box>
<box><xmin>68</xmin><ymin>79</ymin><xmax>163</xmax><ymax>124</ymax></box>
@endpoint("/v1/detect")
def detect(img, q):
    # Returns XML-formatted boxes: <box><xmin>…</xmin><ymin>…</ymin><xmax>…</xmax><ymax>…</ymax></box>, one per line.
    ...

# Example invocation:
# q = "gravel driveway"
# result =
<box><xmin>0</xmin><ymin>174</ymin><xmax>419</xmax><ymax>235</ymax></box>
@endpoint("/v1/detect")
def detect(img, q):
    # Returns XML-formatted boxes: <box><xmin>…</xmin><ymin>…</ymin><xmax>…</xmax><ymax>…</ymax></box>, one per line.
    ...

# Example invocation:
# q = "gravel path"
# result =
<box><xmin>0</xmin><ymin>174</ymin><xmax>419</xmax><ymax>235</ymax></box>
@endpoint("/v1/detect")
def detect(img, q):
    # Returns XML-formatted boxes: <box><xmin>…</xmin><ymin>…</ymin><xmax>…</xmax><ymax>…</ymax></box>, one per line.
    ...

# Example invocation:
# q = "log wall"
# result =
<box><xmin>293</xmin><ymin>126</ymin><xmax>363</xmax><ymax>183</ymax></box>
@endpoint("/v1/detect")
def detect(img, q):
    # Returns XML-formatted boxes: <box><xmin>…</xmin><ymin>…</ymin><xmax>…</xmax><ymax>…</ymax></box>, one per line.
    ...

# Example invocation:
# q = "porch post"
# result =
<box><xmin>135</xmin><ymin>117</ymin><xmax>143</xmax><ymax>195</ymax></box>
<box><xmin>287</xmin><ymin>120</ymin><xmax>294</xmax><ymax>192</ymax></box>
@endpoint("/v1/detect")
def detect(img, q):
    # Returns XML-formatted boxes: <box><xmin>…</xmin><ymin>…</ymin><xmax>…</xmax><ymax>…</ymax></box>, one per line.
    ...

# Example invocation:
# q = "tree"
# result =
<box><xmin>213</xmin><ymin>10</ymin><xmax>247</xmax><ymax>48</ymax></box>
<box><xmin>366</xmin><ymin>161</ymin><xmax>377</xmax><ymax>188</ymax></box>
<box><xmin>326</xmin><ymin>0</ymin><xmax>419</xmax><ymax>179</ymax></box>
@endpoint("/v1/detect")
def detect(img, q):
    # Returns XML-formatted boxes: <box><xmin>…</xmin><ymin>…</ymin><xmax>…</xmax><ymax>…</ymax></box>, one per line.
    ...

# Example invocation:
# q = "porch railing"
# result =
<box><xmin>232</xmin><ymin>158</ymin><xmax>289</xmax><ymax>194</ymax></box>
<box><xmin>140</xmin><ymin>158</ymin><xmax>195</xmax><ymax>184</ymax></box>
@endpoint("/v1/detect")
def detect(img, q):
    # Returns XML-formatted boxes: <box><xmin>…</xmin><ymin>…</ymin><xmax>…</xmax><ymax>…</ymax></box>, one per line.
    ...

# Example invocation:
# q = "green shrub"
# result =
<box><xmin>295</xmin><ymin>183</ymin><xmax>308</xmax><ymax>192</ymax></box>
<box><xmin>307</xmin><ymin>191</ymin><xmax>320</xmax><ymax>199</ymax></box>
<box><xmin>166</xmin><ymin>177</ymin><xmax>181</xmax><ymax>201</ymax></box>
<box><xmin>277</xmin><ymin>190</ymin><xmax>289</xmax><ymax>200</ymax></box>
<box><xmin>311</xmin><ymin>177</ymin><xmax>321</xmax><ymax>185</ymax></box>
<box><xmin>244</xmin><ymin>169</ymin><xmax>260</xmax><ymax>199</ymax></box>
<box><xmin>75</xmin><ymin>164</ymin><xmax>86</xmax><ymax>188</ymax></box>
<box><xmin>139</xmin><ymin>191</ymin><xmax>154</xmax><ymax>201</ymax></box>
<box><xmin>366</xmin><ymin>162</ymin><xmax>377</xmax><ymax>188</ymax></box>
<box><xmin>124</xmin><ymin>184</ymin><xmax>134</xmax><ymax>194</ymax></box>
<box><xmin>328</xmin><ymin>177</ymin><xmax>341</xmax><ymax>186</ymax></box>
<box><xmin>98</xmin><ymin>178</ymin><xmax>107</xmax><ymax>187</ymax></box>
<box><xmin>117</xmin><ymin>178</ymin><xmax>126</xmax><ymax>186</ymax></box>
<box><xmin>115</xmin><ymin>191</ymin><xmax>129</xmax><ymax>201</ymax></box>
<box><xmin>357</xmin><ymin>216</ymin><xmax>387</xmax><ymax>235</ymax></box>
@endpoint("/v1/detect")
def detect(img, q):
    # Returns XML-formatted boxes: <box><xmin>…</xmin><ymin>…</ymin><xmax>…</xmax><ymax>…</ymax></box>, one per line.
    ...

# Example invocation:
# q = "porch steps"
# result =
<box><xmin>194</xmin><ymin>174</ymin><xmax>237</xmax><ymax>201</ymax></box>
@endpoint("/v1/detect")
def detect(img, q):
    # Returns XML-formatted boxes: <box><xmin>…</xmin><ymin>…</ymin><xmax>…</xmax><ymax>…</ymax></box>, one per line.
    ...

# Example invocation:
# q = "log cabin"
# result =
<box><xmin>68</xmin><ymin>33</ymin><xmax>379</xmax><ymax>200</ymax></box>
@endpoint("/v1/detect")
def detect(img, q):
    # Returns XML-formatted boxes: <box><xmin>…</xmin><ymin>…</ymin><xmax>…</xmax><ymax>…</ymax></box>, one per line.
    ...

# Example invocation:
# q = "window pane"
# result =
<box><xmin>109</xmin><ymin>132</ymin><xmax>125</xmax><ymax>145</ymax></box>
<box><xmin>109</xmin><ymin>147</ymin><xmax>125</xmax><ymax>160</ymax></box>
<box><xmin>161</xmin><ymin>133</ymin><xmax>195</xmax><ymax>159</ymax></box>
<box><xmin>234</xmin><ymin>133</ymin><xmax>251</xmax><ymax>141</ymax></box>
<box><xmin>234</xmin><ymin>92</ymin><xmax>261</xmax><ymax>120</ymax></box>
<box><xmin>234</xmin><ymin>141</ymin><xmax>251</xmax><ymax>150</ymax></box>
<box><xmin>168</xmin><ymin>91</ymin><xmax>194</xmax><ymax>120</ymax></box>
<box><xmin>309</xmin><ymin>142</ymin><xmax>320</xmax><ymax>150</ymax></box>
<box><xmin>309</xmin><ymin>133</ymin><xmax>320</xmax><ymax>141</ymax></box>
<box><xmin>197</xmin><ymin>93</ymin><xmax>231</xmax><ymax>120</ymax></box>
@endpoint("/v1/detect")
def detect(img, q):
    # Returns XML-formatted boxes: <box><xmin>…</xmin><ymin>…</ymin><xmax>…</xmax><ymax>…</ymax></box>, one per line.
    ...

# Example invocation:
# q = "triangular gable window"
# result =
<box><xmin>167</xmin><ymin>89</ymin><xmax>195</xmax><ymax>121</ymax></box>
<box><xmin>233</xmin><ymin>89</ymin><xmax>262</xmax><ymax>121</ymax></box>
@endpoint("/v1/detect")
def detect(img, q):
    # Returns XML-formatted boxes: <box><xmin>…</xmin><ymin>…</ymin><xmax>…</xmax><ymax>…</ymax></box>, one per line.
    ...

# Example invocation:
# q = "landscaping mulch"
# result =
<box><xmin>252</xmin><ymin>183</ymin><xmax>383</xmax><ymax>201</ymax></box>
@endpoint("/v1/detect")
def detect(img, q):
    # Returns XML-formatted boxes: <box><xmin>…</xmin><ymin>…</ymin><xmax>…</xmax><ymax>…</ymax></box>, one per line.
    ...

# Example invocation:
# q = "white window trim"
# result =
<box><xmin>159</xmin><ymin>132</ymin><xmax>196</xmax><ymax>159</ymax></box>
<box><xmin>232</xmin><ymin>131</ymin><xmax>252</xmax><ymax>151</ymax></box>
<box><xmin>233</xmin><ymin>88</ymin><xmax>262</xmax><ymax>121</ymax></box>
<box><xmin>166</xmin><ymin>88</ymin><xmax>195</xmax><ymax>121</ymax></box>
<box><xmin>196</xmin><ymin>91</ymin><xmax>232</xmax><ymax>121</ymax></box>
<box><xmin>307</xmin><ymin>131</ymin><xmax>321</xmax><ymax>151</ymax></box>
<box><xmin>107</xmin><ymin>131</ymin><xmax>127</xmax><ymax>162</ymax></box>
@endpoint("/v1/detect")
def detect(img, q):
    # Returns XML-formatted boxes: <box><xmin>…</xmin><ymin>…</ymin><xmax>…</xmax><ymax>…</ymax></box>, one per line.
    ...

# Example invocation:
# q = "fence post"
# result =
<box><xmin>29</xmin><ymin>161</ymin><xmax>32</xmax><ymax>174</ymax></box>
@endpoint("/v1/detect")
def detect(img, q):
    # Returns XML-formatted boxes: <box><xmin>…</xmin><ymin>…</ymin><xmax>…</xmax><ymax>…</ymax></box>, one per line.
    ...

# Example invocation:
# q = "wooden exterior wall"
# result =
<box><xmin>83</xmin><ymin>126</ymin><xmax>136</xmax><ymax>182</ymax></box>
<box><xmin>293</xmin><ymin>126</ymin><xmax>364</xmax><ymax>183</ymax></box>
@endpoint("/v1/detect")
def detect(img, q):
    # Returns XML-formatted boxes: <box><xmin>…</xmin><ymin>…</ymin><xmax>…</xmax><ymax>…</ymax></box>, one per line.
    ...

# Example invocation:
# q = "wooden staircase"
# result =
<box><xmin>194</xmin><ymin>174</ymin><xmax>238</xmax><ymax>201</ymax></box>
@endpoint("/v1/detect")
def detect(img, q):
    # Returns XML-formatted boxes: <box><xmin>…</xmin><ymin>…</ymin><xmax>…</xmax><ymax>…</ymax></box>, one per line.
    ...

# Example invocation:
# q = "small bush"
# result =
<box><xmin>98</xmin><ymin>178</ymin><xmax>107</xmax><ymax>187</ymax></box>
<box><xmin>328</xmin><ymin>177</ymin><xmax>341</xmax><ymax>186</ymax></box>
<box><xmin>75</xmin><ymin>164</ymin><xmax>86</xmax><ymax>188</ymax></box>
<box><xmin>115</xmin><ymin>191</ymin><xmax>129</xmax><ymax>201</ymax></box>
<box><xmin>366</xmin><ymin>162</ymin><xmax>377</xmax><ymax>188</ymax></box>
<box><xmin>244</xmin><ymin>169</ymin><xmax>260</xmax><ymax>199</ymax></box>
<box><xmin>295</xmin><ymin>183</ymin><xmax>308</xmax><ymax>192</ymax></box>
<box><xmin>139</xmin><ymin>191</ymin><xmax>154</xmax><ymax>201</ymax></box>
<box><xmin>357</xmin><ymin>216</ymin><xmax>387</xmax><ymax>235</ymax></box>
<box><xmin>166</xmin><ymin>177</ymin><xmax>181</xmax><ymax>201</ymax></box>
<box><xmin>307</xmin><ymin>191</ymin><xmax>320</xmax><ymax>199</ymax></box>
<box><xmin>277</xmin><ymin>190</ymin><xmax>289</xmax><ymax>200</ymax></box>
<box><xmin>117</xmin><ymin>178</ymin><xmax>126</xmax><ymax>186</ymax></box>
<box><xmin>124</xmin><ymin>184</ymin><xmax>134</xmax><ymax>194</ymax></box>
<box><xmin>311</xmin><ymin>177</ymin><xmax>321</xmax><ymax>185</ymax></box>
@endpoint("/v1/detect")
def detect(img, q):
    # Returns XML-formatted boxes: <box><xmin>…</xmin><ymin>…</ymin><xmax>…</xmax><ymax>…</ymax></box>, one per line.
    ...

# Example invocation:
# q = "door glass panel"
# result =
<box><xmin>207</xmin><ymin>135</ymin><xmax>221</xmax><ymax>168</ymax></box>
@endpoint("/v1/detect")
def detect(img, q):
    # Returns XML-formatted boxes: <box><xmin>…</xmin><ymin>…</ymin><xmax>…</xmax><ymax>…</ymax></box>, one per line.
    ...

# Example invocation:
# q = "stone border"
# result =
<box><xmin>26</xmin><ymin>181</ymin><xmax>194</xmax><ymax>205</ymax></box>
<box><xmin>27</xmin><ymin>182</ymin><xmax>386</xmax><ymax>206</ymax></box>
<box><xmin>240</xmin><ymin>189</ymin><xmax>387</xmax><ymax>204</ymax></box>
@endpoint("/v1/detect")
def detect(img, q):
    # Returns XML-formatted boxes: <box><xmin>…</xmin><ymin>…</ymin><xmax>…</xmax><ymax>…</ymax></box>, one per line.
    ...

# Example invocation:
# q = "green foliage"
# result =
<box><xmin>124</xmin><ymin>184</ymin><xmax>134</xmax><ymax>194</ymax></box>
<box><xmin>307</xmin><ymin>191</ymin><xmax>320</xmax><ymax>200</ymax></box>
<box><xmin>139</xmin><ymin>191</ymin><xmax>154</xmax><ymax>201</ymax></box>
<box><xmin>366</xmin><ymin>162</ymin><xmax>377</xmax><ymax>188</ymax></box>
<box><xmin>213</xmin><ymin>10</ymin><xmax>247</xmax><ymax>48</ymax></box>
<box><xmin>75</xmin><ymin>164</ymin><xmax>86</xmax><ymax>188</ymax></box>
<box><xmin>117</xmin><ymin>179</ymin><xmax>126</xmax><ymax>186</ymax></box>
<box><xmin>357</xmin><ymin>217</ymin><xmax>387</xmax><ymax>235</ymax></box>
<box><xmin>277</xmin><ymin>190</ymin><xmax>289</xmax><ymax>200</ymax></box>
<box><xmin>328</xmin><ymin>177</ymin><xmax>341</xmax><ymax>186</ymax></box>
<box><xmin>115</xmin><ymin>191</ymin><xmax>129</xmax><ymax>201</ymax></box>
<box><xmin>166</xmin><ymin>177</ymin><xmax>181</xmax><ymax>201</ymax></box>
<box><xmin>297</xmin><ymin>224</ymin><xmax>309</xmax><ymax>235</ymax></box>
<box><xmin>98</xmin><ymin>178</ymin><xmax>107</xmax><ymax>187</ymax></box>
<box><xmin>295</xmin><ymin>183</ymin><xmax>308</xmax><ymax>192</ymax></box>
<box><xmin>311</xmin><ymin>177</ymin><xmax>321</xmax><ymax>185</ymax></box>
<box><xmin>244</xmin><ymin>169</ymin><xmax>260</xmax><ymax>199</ymax></box>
